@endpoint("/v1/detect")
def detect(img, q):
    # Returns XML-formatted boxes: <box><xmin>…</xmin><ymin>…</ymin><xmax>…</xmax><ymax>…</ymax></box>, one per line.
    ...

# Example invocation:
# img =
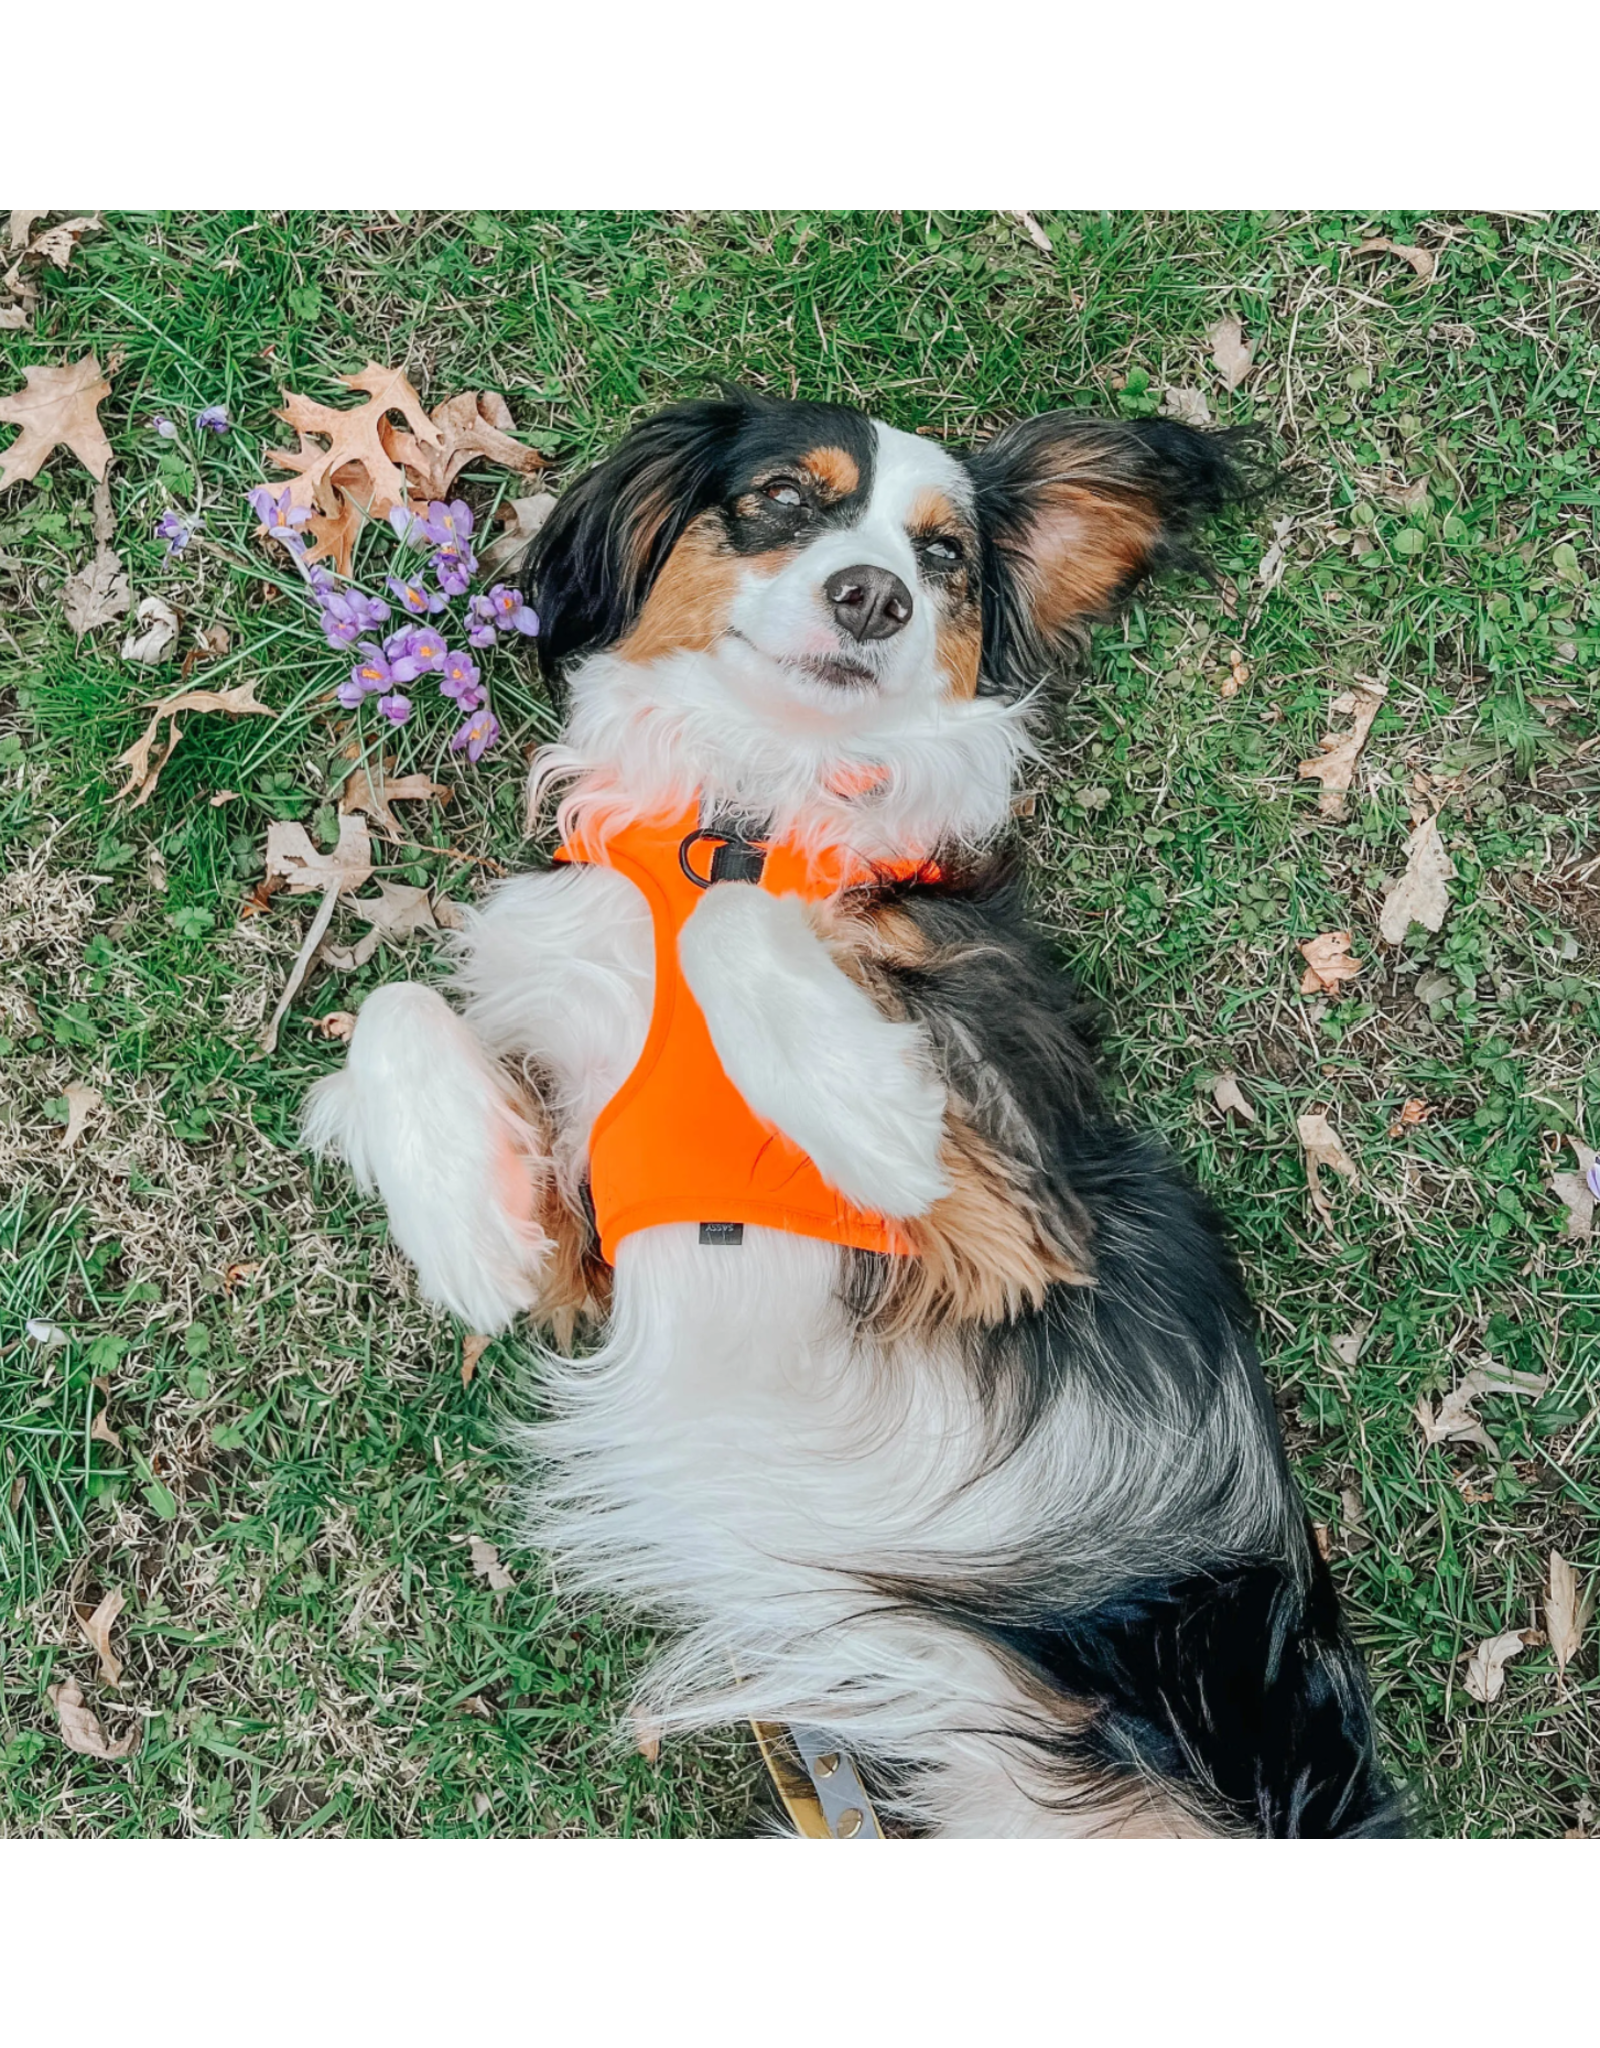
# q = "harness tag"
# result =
<box><xmin>698</xmin><ymin>1222</ymin><xmax>745</xmax><ymax>1247</ymax></box>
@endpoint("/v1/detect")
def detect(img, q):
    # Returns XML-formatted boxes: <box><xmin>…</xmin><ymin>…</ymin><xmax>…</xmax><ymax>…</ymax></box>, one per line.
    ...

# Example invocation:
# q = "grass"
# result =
<box><xmin>2</xmin><ymin>208</ymin><xmax>1597</xmax><ymax>1838</ymax></box>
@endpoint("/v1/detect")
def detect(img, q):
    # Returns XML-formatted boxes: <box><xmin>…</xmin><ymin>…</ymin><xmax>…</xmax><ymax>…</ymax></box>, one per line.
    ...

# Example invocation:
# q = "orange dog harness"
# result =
<box><xmin>558</xmin><ymin>801</ymin><xmax>930</xmax><ymax>1264</ymax></box>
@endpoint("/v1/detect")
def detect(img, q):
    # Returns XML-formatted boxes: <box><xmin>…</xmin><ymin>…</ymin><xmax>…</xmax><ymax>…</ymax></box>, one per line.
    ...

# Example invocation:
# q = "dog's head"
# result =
<box><xmin>524</xmin><ymin>389</ymin><xmax>1256</xmax><ymax>714</ymax></box>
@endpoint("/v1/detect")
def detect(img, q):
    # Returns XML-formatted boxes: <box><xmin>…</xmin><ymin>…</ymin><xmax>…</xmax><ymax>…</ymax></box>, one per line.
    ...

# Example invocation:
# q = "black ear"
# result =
<box><xmin>967</xmin><ymin>415</ymin><xmax>1265</xmax><ymax>696</ymax></box>
<box><xmin>521</xmin><ymin>393</ymin><xmax>756</xmax><ymax>679</ymax></box>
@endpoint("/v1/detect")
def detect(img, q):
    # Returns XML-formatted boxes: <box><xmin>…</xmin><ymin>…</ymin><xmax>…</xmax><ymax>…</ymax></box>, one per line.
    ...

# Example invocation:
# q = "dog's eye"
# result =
<box><xmin>762</xmin><ymin>479</ymin><xmax>804</xmax><ymax>508</ymax></box>
<box><xmin>918</xmin><ymin>535</ymin><xmax>964</xmax><ymax>567</ymax></box>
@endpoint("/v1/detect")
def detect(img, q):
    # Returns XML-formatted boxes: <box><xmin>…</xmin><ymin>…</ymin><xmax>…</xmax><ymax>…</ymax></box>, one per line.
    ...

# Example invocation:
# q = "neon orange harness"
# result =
<box><xmin>558</xmin><ymin>801</ymin><xmax>931</xmax><ymax>1264</ymax></box>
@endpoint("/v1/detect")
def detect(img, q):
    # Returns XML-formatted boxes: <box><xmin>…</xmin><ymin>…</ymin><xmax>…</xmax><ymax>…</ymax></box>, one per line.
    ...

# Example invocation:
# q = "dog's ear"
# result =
<box><xmin>967</xmin><ymin>415</ymin><xmax>1261</xmax><ymax>695</ymax></box>
<box><xmin>521</xmin><ymin>394</ymin><xmax>756</xmax><ymax>677</ymax></box>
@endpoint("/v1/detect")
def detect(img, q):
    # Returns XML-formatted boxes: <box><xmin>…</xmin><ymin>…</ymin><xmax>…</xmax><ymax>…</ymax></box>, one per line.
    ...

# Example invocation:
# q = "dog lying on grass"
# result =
<box><xmin>306</xmin><ymin>389</ymin><xmax>1399</xmax><ymax>1836</ymax></box>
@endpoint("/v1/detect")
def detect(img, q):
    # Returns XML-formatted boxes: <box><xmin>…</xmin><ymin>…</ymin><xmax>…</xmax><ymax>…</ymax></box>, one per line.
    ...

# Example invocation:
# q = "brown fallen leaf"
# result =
<box><xmin>47</xmin><ymin>1675</ymin><xmax>139</xmax><ymax>1759</ymax></box>
<box><xmin>59</xmin><ymin>1081</ymin><xmax>101</xmax><ymax>1151</ymax></box>
<box><xmin>479</xmin><ymin>493</ymin><xmax>557</xmax><ymax>577</ymax></box>
<box><xmin>7</xmin><ymin>210</ymin><xmax>44</xmax><ymax>252</ymax></box>
<box><xmin>381</xmin><ymin>389</ymin><xmax>547</xmax><ymax>504</ymax></box>
<box><xmin>1378</xmin><ymin>814</ymin><xmax>1457</xmax><ymax>944</ymax></box>
<box><xmin>0</xmin><ymin>305</ymin><xmax>28</xmax><ymax>332</ymax></box>
<box><xmin>1209</xmin><ymin>316</ymin><xmax>1254</xmax><ymax>391</ymax></box>
<box><xmin>630</xmin><ymin>1706</ymin><xmax>663</xmax><ymax>1764</ymax></box>
<box><xmin>461</xmin><ymin>1332</ymin><xmax>490</xmax><ymax>1388</ymax></box>
<box><xmin>1211</xmin><ymin>1074</ymin><xmax>1256</xmax><ymax>1124</ymax></box>
<box><xmin>1415</xmin><ymin>1359</ymin><xmax>1549</xmax><ymax>1454</ymax></box>
<box><xmin>1546</xmin><ymin>1552</ymin><xmax>1592</xmax><ymax>1680</ymax></box>
<box><xmin>1298</xmin><ymin>680</ymin><xmax>1387</xmax><ymax>818</ymax></box>
<box><xmin>1550</xmin><ymin>1141</ymin><xmax>1597</xmax><ymax>1239</ymax></box>
<box><xmin>0</xmin><ymin>353</ymin><xmax>114</xmax><ymax>489</ymax></box>
<box><xmin>1329</xmin><ymin>1322</ymin><xmax>1371</xmax><ymax>1367</ymax></box>
<box><xmin>312</xmin><ymin>1011</ymin><xmax>356</xmax><ymax>1042</ymax></box>
<box><xmin>467</xmin><ymin>1535</ymin><xmax>514</xmax><ymax>1592</ymax></box>
<box><xmin>1387</xmin><ymin>477</ymin><xmax>1431</xmax><ymax>516</ymax></box>
<box><xmin>90</xmin><ymin>1409</ymin><xmax>123</xmax><ymax>1452</ymax></box>
<box><xmin>120</xmin><ymin>594</ymin><xmax>180</xmax><ymax>667</ymax></box>
<box><xmin>1312</xmin><ymin>1523</ymin><xmax>1333</xmax><ymax>1561</ymax></box>
<box><xmin>1161</xmin><ymin>386</ymin><xmax>1212</xmax><ymax>429</ymax></box>
<box><xmin>264</xmin><ymin>813</ymin><xmax>373</xmax><ymax>896</ymax></box>
<box><xmin>20</xmin><ymin>215</ymin><xmax>103</xmax><ymax>274</ymax></box>
<box><xmin>62</xmin><ymin>478</ymin><xmax>131</xmax><ymax>635</ymax></box>
<box><xmin>1008</xmin><ymin>210</ymin><xmax>1054</xmax><ymax>255</ymax></box>
<box><xmin>1256</xmin><ymin>514</ymin><xmax>1295</xmax><ymax>595</ymax></box>
<box><xmin>1299</xmin><ymin>930</ymin><xmax>1365</xmax><ymax>996</ymax></box>
<box><xmin>113</xmin><ymin>678</ymin><xmax>275</xmax><ymax>808</ymax></box>
<box><xmin>1353</xmin><ymin>236</ymin><xmax>1437</xmax><ymax>284</ymax></box>
<box><xmin>74</xmin><ymin>1588</ymin><xmax>126</xmax><ymax>1688</ymax></box>
<box><xmin>340</xmin><ymin>756</ymin><xmax>448</xmax><ymax>838</ymax></box>
<box><xmin>266</xmin><ymin>361</ymin><xmax>441</xmax><ymax>536</ymax></box>
<box><xmin>1462</xmin><ymin>1630</ymin><xmax>1535</xmax><ymax>1705</ymax></box>
<box><xmin>1388</xmin><ymin>1097</ymin><xmax>1430</xmax><ymax>1138</ymax></box>
<box><xmin>1297</xmin><ymin>1111</ymin><xmax>1359</xmax><ymax>1233</ymax></box>
<box><xmin>259</xmin><ymin>883</ymin><xmax>343</xmax><ymax>1056</ymax></box>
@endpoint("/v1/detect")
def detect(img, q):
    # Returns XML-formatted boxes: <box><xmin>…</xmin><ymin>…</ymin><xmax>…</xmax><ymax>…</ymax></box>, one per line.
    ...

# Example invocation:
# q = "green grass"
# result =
<box><xmin>2</xmin><ymin>209</ymin><xmax>1597</xmax><ymax>1837</ymax></box>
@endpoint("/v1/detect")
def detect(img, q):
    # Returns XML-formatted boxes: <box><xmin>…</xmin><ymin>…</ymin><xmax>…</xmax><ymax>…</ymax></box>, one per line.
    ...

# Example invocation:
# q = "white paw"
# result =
<box><xmin>678</xmin><ymin>886</ymin><xmax>949</xmax><ymax>1219</ymax></box>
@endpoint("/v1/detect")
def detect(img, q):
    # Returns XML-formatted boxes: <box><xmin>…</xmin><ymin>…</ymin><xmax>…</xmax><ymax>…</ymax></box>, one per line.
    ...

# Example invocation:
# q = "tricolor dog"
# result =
<box><xmin>306</xmin><ymin>390</ymin><xmax>1399</xmax><ymax>1837</ymax></box>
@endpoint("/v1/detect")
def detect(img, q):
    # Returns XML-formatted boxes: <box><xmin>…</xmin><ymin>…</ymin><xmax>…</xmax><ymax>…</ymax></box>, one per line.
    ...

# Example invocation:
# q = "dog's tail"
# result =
<box><xmin>993</xmin><ymin>1539</ymin><xmax>1404</xmax><ymax>1838</ymax></box>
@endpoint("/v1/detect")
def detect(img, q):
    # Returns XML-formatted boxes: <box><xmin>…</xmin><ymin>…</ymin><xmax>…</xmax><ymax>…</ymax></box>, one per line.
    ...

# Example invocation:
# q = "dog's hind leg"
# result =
<box><xmin>303</xmin><ymin>982</ymin><xmax>553</xmax><ymax>1333</ymax></box>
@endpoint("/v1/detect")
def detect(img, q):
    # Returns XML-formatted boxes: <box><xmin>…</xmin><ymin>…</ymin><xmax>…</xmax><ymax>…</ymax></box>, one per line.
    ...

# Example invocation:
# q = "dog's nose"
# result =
<box><xmin>825</xmin><ymin>564</ymin><xmax>913</xmax><ymax>642</ymax></box>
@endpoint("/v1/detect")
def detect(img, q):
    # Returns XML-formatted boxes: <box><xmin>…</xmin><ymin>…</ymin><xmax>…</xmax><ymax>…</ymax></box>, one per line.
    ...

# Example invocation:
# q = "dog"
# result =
<box><xmin>305</xmin><ymin>389</ymin><xmax>1399</xmax><ymax>1837</ymax></box>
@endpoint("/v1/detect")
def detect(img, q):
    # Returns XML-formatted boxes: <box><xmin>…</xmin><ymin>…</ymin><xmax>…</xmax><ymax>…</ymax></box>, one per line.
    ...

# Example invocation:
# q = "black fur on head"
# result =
<box><xmin>519</xmin><ymin>387</ymin><xmax>876</xmax><ymax>682</ymax></box>
<box><xmin>964</xmin><ymin>414</ymin><xmax>1269</xmax><ymax>698</ymax></box>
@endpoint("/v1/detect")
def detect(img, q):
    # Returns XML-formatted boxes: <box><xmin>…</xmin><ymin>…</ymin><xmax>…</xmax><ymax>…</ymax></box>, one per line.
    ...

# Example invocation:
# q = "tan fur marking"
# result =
<box><xmin>936</xmin><ymin>611</ymin><xmax>983</xmax><ymax>700</ymax></box>
<box><xmin>617</xmin><ymin>513</ymin><xmax>745</xmax><ymax>665</ymax></box>
<box><xmin>503</xmin><ymin>1063</ymin><xmax>611</xmax><ymax>1341</ymax></box>
<box><xmin>906</xmin><ymin>486</ymin><xmax>962</xmax><ymax>534</ymax></box>
<box><xmin>1018</xmin><ymin>485</ymin><xmax>1161</xmax><ymax>629</ymax></box>
<box><xmin>802</xmin><ymin>446</ymin><xmax>860</xmax><ymax>499</ymax></box>
<box><xmin>809</xmin><ymin>899</ymin><xmax>1095</xmax><ymax>1331</ymax></box>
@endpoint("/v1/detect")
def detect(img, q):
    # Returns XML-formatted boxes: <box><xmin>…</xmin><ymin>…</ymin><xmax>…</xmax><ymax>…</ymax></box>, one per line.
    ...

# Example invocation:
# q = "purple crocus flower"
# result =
<box><xmin>422</xmin><ymin>499</ymin><xmax>474</xmax><ymax>547</ymax></box>
<box><xmin>320</xmin><ymin>591</ymin><xmax>372</xmax><ymax>649</ymax></box>
<box><xmin>303</xmin><ymin>560</ymin><xmax>339</xmax><ymax>599</ymax></box>
<box><xmin>486</xmin><ymin>583</ymin><xmax>539</xmax><ymax>635</ymax></box>
<box><xmin>383</xmin><ymin>626</ymin><xmax>446</xmax><ymax>683</ymax></box>
<box><xmin>336</xmin><ymin>677</ymin><xmax>371</xmax><ymax>710</ymax></box>
<box><xmin>155</xmin><ymin>509</ymin><xmax>198</xmax><ymax>554</ymax></box>
<box><xmin>196</xmin><ymin>404</ymin><xmax>230</xmax><ymax>435</ymax></box>
<box><xmin>388</xmin><ymin>503</ymin><xmax>428</xmax><ymax>547</ymax></box>
<box><xmin>377</xmin><ymin>691</ymin><xmax>413</xmax><ymax>726</ymax></box>
<box><xmin>1588</xmin><ymin>1159</ymin><xmax>1600</xmax><ymax>1203</ymax></box>
<box><xmin>386</xmin><ymin>572</ymin><xmax>448</xmax><ymax>617</ymax></box>
<box><xmin>431</xmin><ymin>545</ymin><xmax>478</xmax><ymax>597</ymax></box>
<box><xmin>438</xmin><ymin>649</ymin><xmax>481</xmax><ymax>706</ymax></box>
<box><xmin>466</xmin><ymin>595</ymin><xmax>499</xmax><ymax>649</ymax></box>
<box><xmin>348</xmin><ymin>643</ymin><xmax>392</xmax><ymax>694</ymax></box>
<box><xmin>251</xmin><ymin>485</ymin><xmax>313</xmax><ymax>544</ymax></box>
<box><xmin>353</xmin><ymin>589</ymin><xmax>391</xmax><ymax>630</ymax></box>
<box><xmin>153</xmin><ymin>415</ymin><xmax>179</xmax><ymax>438</ymax></box>
<box><xmin>450</xmin><ymin>706</ymin><xmax>500</xmax><ymax>763</ymax></box>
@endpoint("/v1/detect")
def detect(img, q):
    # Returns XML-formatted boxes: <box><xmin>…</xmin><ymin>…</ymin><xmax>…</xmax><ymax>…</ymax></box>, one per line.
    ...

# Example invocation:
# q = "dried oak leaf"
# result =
<box><xmin>1299</xmin><ymin>931</ymin><xmax>1365</xmax><ymax>996</ymax></box>
<box><xmin>113</xmin><ymin>678</ymin><xmax>274</xmax><ymax>808</ymax></box>
<box><xmin>461</xmin><ymin>1332</ymin><xmax>490</xmax><ymax>1388</ymax></box>
<box><xmin>340</xmin><ymin>756</ymin><xmax>448</xmax><ymax>838</ymax></box>
<box><xmin>7</xmin><ymin>210</ymin><xmax>44</xmax><ymax>252</ymax></box>
<box><xmin>120</xmin><ymin>594</ymin><xmax>180</xmax><ymax>666</ymax></box>
<box><xmin>1161</xmin><ymin>386</ymin><xmax>1212</xmax><ymax>429</ymax></box>
<box><xmin>1298</xmin><ymin>680</ymin><xmax>1386</xmax><ymax>819</ymax></box>
<box><xmin>62</xmin><ymin>478</ymin><xmax>131</xmax><ymax>634</ymax></box>
<box><xmin>312</xmin><ymin>1011</ymin><xmax>356</xmax><ymax>1042</ymax></box>
<box><xmin>0</xmin><ymin>353</ymin><xmax>113</xmax><ymax>489</ymax></box>
<box><xmin>320</xmin><ymin>880</ymin><xmax>440</xmax><ymax>972</ymax></box>
<box><xmin>380</xmin><ymin>389</ymin><xmax>546</xmax><ymax>503</ymax></box>
<box><xmin>48</xmin><ymin>1675</ymin><xmax>139</xmax><ymax>1759</ymax></box>
<box><xmin>59</xmin><ymin>1081</ymin><xmax>101</xmax><ymax>1151</ymax></box>
<box><xmin>74</xmin><ymin>1588</ymin><xmax>126</xmax><ymax>1688</ymax></box>
<box><xmin>467</xmin><ymin>1535</ymin><xmax>514</xmax><ymax>1593</ymax></box>
<box><xmin>267</xmin><ymin>361</ymin><xmax>440</xmax><ymax>526</ymax></box>
<box><xmin>1388</xmin><ymin>1097</ymin><xmax>1430</xmax><ymax>1138</ymax></box>
<box><xmin>1463</xmin><ymin>1630</ymin><xmax>1537</xmax><ymax>1705</ymax></box>
<box><xmin>1378</xmin><ymin>814</ymin><xmax>1456</xmax><ymax>944</ymax></box>
<box><xmin>1297</xmin><ymin>1111</ymin><xmax>1359</xmax><ymax>1232</ymax></box>
<box><xmin>1548</xmin><ymin>1141</ymin><xmax>1596</xmax><ymax>1240</ymax></box>
<box><xmin>479</xmin><ymin>492</ymin><xmax>557</xmax><ymax>576</ymax></box>
<box><xmin>1353</xmin><ymin>236</ymin><xmax>1437</xmax><ymax>284</ymax></box>
<box><xmin>1209</xmin><ymin>316</ymin><xmax>1254</xmax><ymax>391</ymax></box>
<box><xmin>1211</xmin><ymin>1074</ymin><xmax>1256</xmax><ymax>1123</ymax></box>
<box><xmin>1546</xmin><ymin>1553</ymin><xmax>1592</xmax><ymax>1679</ymax></box>
<box><xmin>1415</xmin><ymin>1359</ymin><xmax>1549</xmax><ymax>1454</ymax></box>
<box><xmin>264</xmin><ymin>814</ymin><xmax>373</xmax><ymax>896</ymax></box>
<box><xmin>90</xmin><ymin>1408</ymin><xmax>122</xmax><ymax>1452</ymax></box>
